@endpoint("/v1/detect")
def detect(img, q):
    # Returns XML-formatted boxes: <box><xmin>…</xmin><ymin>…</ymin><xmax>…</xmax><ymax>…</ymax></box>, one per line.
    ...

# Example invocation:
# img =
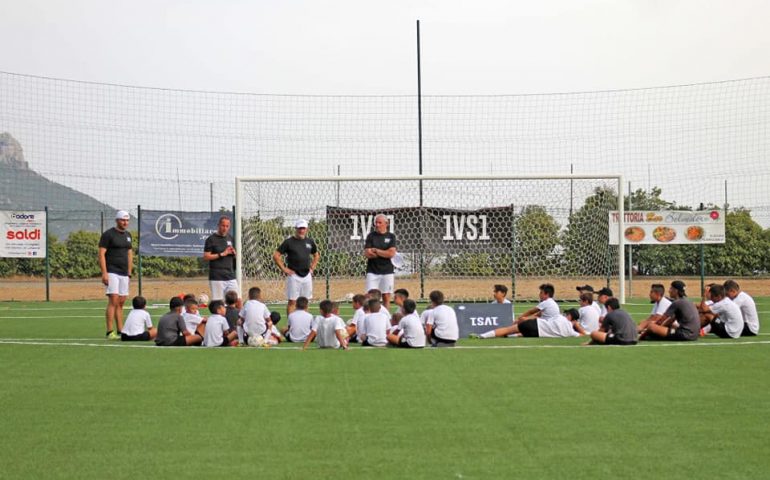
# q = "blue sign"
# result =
<box><xmin>454</xmin><ymin>303</ymin><xmax>514</xmax><ymax>338</ymax></box>
<box><xmin>140</xmin><ymin>210</ymin><xmax>231</xmax><ymax>257</ymax></box>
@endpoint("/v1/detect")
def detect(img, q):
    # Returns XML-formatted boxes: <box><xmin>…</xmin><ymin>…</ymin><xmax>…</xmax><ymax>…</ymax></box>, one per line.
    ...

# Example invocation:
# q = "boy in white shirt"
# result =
<box><xmin>473</xmin><ymin>283</ymin><xmax>559</xmax><ymax>339</ymax></box>
<box><xmin>283</xmin><ymin>296</ymin><xmax>313</xmax><ymax>343</ymax></box>
<box><xmin>346</xmin><ymin>294</ymin><xmax>367</xmax><ymax>341</ymax></box>
<box><xmin>700</xmin><ymin>284</ymin><xmax>744</xmax><ymax>339</ymax></box>
<box><xmin>121</xmin><ymin>296</ymin><xmax>157</xmax><ymax>341</ymax></box>
<box><xmin>266</xmin><ymin>312</ymin><xmax>283</xmax><ymax>345</ymax></box>
<box><xmin>239</xmin><ymin>286</ymin><xmax>272</xmax><ymax>345</ymax></box>
<box><xmin>202</xmin><ymin>300</ymin><xmax>238</xmax><ymax>347</ymax></box>
<box><xmin>492</xmin><ymin>284</ymin><xmax>511</xmax><ymax>304</ymax></box>
<box><xmin>387</xmin><ymin>299</ymin><xmax>426</xmax><ymax>348</ymax></box>
<box><xmin>724</xmin><ymin>280</ymin><xmax>760</xmax><ymax>336</ymax></box>
<box><xmin>425</xmin><ymin>290</ymin><xmax>459</xmax><ymax>347</ymax></box>
<box><xmin>360</xmin><ymin>298</ymin><xmax>390</xmax><ymax>347</ymax></box>
<box><xmin>642</xmin><ymin>284</ymin><xmax>672</xmax><ymax>325</ymax></box>
<box><xmin>183</xmin><ymin>297</ymin><xmax>206</xmax><ymax>337</ymax></box>
<box><xmin>577</xmin><ymin>292</ymin><xmax>600</xmax><ymax>334</ymax></box>
<box><xmin>303</xmin><ymin>300</ymin><xmax>348</xmax><ymax>350</ymax></box>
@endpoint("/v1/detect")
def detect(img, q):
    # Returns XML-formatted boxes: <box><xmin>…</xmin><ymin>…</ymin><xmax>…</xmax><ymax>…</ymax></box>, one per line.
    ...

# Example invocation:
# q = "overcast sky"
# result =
<box><xmin>2</xmin><ymin>0</ymin><xmax>769</xmax><ymax>94</ymax></box>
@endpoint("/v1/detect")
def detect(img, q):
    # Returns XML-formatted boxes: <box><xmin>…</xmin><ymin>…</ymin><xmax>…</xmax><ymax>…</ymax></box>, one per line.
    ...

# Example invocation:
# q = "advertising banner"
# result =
<box><xmin>326</xmin><ymin>206</ymin><xmax>515</xmax><ymax>253</ymax></box>
<box><xmin>454</xmin><ymin>303</ymin><xmax>514</xmax><ymax>338</ymax></box>
<box><xmin>609</xmin><ymin>210</ymin><xmax>725</xmax><ymax>245</ymax></box>
<box><xmin>0</xmin><ymin>210</ymin><xmax>46</xmax><ymax>258</ymax></box>
<box><xmin>140</xmin><ymin>211</ymin><xmax>230</xmax><ymax>257</ymax></box>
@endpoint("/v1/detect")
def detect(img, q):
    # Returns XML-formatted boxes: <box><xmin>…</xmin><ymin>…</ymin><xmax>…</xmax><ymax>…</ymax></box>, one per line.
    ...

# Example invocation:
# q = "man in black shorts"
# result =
<box><xmin>203</xmin><ymin>216</ymin><xmax>239</xmax><ymax>303</ymax></box>
<box><xmin>588</xmin><ymin>297</ymin><xmax>638</xmax><ymax>345</ymax></box>
<box><xmin>363</xmin><ymin>214</ymin><xmax>397</xmax><ymax>311</ymax></box>
<box><xmin>639</xmin><ymin>280</ymin><xmax>699</xmax><ymax>341</ymax></box>
<box><xmin>98</xmin><ymin>210</ymin><xmax>134</xmax><ymax>340</ymax></box>
<box><xmin>273</xmin><ymin>219</ymin><xmax>320</xmax><ymax>315</ymax></box>
<box><xmin>155</xmin><ymin>297</ymin><xmax>203</xmax><ymax>347</ymax></box>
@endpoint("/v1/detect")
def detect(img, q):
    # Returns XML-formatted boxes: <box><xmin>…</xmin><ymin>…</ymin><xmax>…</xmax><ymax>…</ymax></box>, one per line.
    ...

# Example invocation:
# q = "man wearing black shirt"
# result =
<box><xmin>98</xmin><ymin>210</ymin><xmax>134</xmax><ymax>340</ymax></box>
<box><xmin>203</xmin><ymin>216</ymin><xmax>239</xmax><ymax>303</ymax></box>
<box><xmin>363</xmin><ymin>214</ymin><xmax>397</xmax><ymax>311</ymax></box>
<box><xmin>273</xmin><ymin>219</ymin><xmax>320</xmax><ymax>315</ymax></box>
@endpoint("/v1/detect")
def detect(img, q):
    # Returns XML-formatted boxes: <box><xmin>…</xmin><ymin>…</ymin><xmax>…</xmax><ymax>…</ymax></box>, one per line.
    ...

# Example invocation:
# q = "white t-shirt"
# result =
<box><xmin>183</xmin><ymin>312</ymin><xmax>203</xmax><ymax>335</ymax></box>
<box><xmin>202</xmin><ymin>314</ymin><xmax>230</xmax><ymax>347</ymax></box>
<box><xmin>122</xmin><ymin>309</ymin><xmax>152</xmax><ymax>336</ymax></box>
<box><xmin>537</xmin><ymin>298</ymin><xmax>560</xmax><ymax>322</ymax></box>
<box><xmin>710</xmin><ymin>297</ymin><xmax>744</xmax><ymax>338</ymax></box>
<box><xmin>420</xmin><ymin>309</ymin><xmax>433</xmax><ymax>326</ymax></box>
<box><xmin>591</xmin><ymin>301</ymin><xmax>602</xmax><ymax>316</ymax></box>
<box><xmin>492</xmin><ymin>299</ymin><xmax>512</xmax><ymax>304</ymax></box>
<box><xmin>733</xmin><ymin>291</ymin><xmax>759</xmax><ymax>335</ymax></box>
<box><xmin>398</xmin><ymin>312</ymin><xmax>426</xmax><ymax>347</ymax></box>
<box><xmin>348</xmin><ymin>307</ymin><xmax>365</xmax><ymax>327</ymax></box>
<box><xmin>362</xmin><ymin>309</ymin><xmax>390</xmax><ymax>346</ymax></box>
<box><xmin>427</xmin><ymin>304</ymin><xmax>459</xmax><ymax>341</ymax></box>
<box><xmin>287</xmin><ymin>309</ymin><xmax>314</xmax><ymax>342</ymax></box>
<box><xmin>599</xmin><ymin>303</ymin><xmax>608</xmax><ymax>318</ymax></box>
<box><xmin>537</xmin><ymin>315</ymin><xmax>580</xmax><ymax>338</ymax></box>
<box><xmin>577</xmin><ymin>305</ymin><xmax>600</xmax><ymax>333</ymax></box>
<box><xmin>313</xmin><ymin>315</ymin><xmax>346</xmax><ymax>349</ymax></box>
<box><xmin>651</xmin><ymin>297</ymin><xmax>672</xmax><ymax>316</ymax></box>
<box><xmin>240</xmin><ymin>299</ymin><xmax>271</xmax><ymax>337</ymax></box>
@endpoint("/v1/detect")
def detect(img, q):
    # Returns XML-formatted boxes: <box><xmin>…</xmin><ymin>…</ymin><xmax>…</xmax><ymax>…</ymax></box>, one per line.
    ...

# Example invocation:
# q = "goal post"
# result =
<box><xmin>236</xmin><ymin>175</ymin><xmax>625</xmax><ymax>305</ymax></box>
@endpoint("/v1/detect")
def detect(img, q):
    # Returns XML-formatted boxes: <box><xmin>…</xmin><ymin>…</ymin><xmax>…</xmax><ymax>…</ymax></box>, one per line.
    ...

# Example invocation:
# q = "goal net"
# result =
<box><xmin>236</xmin><ymin>175</ymin><xmax>625</xmax><ymax>303</ymax></box>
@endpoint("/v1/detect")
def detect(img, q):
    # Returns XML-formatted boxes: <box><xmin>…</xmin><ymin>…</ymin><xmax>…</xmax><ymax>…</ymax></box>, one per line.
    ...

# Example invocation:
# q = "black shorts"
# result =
<box><xmin>742</xmin><ymin>323</ymin><xmax>757</xmax><ymax>337</ymax></box>
<box><xmin>518</xmin><ymin>319</ymin><xmax>539</xmax><ymax>338</ymax></box>
<box><xmin>156</xmin><ymin>335</ymin><xmax>187</xmax><ymax>347</ymax></box>
<box><xmin>284</xmin><ymin>332</ymin><xmax>294</xmax><ymax>343</ymax></box>
<box><xmin>398</xmin><ymin>337</ymin><xmax>423</xmax><ymax>348</ymax></box>
<box><xmin>666</xmin><ymin>327</ymin><xmax>697</xmax><ymax>341</ymax></box>
<box><xmin>605</xmin><ymin>333</ymin><xmax>637</xmax><ymax>346</ymax></box>
<box><xmin>121</xmin><ymin>331</ymin><xmax>150</xmax><ymax>341</ymax></box>
<box><xmin>430</xmin><ymin>330</ymin><xmax>456</xmax><ymax>347</ymax></box>
<box><xmin>710</xmin><ymin>322</ymin><xmax>735</xmax><ymax>339</ymax></box>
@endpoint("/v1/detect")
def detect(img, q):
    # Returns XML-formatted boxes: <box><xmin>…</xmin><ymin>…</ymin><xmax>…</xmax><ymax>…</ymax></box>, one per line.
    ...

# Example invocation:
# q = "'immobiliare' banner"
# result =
<box><xmin>140</xmin><ymin>211</ymin><xmax>230</xmax><ymax>257</ymax></box>
<box><xmin>326</xmin><ymin>206</ymin><xmax>515</xmax><ymax>253</ymax></box>
<box><xmin>0</xmin><ymin>210</ymin><xmax>46</xmax><ymax>258</ymax></box>
<box><xmin>609</xmin><ymin>210</ymin><xmax>725</xmax><ymax>245</ymax></box>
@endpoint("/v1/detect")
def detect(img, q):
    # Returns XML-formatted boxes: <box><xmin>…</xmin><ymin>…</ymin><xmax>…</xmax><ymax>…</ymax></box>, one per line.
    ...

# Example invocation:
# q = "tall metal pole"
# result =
<box><xmin>137</xmin><ymin>205</ymin><xmax>142</xmax><ymax>297</ymax></box>
<box><xmin>417</xmin><ymin>19</ymin><xmax>425</xmax><ymax>300</ymax></box>
<box><xmin>45</xmin><ymin>206</ymin><xmax>50</xmax><ymax>302</ymax></box>
<box><xmin>627</xmin><ymin>181</ymin><xmax>632</xmax><ymax>298</ymax></box>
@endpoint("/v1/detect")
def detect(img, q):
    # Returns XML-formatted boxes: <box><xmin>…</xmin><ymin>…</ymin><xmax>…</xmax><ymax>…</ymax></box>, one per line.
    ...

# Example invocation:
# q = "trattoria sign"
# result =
<box><xmin>609</xmin><ymin>210</ymin><xmax>725</xmax><ymax>245</ymax></box>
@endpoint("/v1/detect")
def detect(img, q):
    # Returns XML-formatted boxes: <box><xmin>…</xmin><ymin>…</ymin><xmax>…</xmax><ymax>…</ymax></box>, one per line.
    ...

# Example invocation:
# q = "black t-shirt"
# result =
<box><xmin>602</xmin><ymin>309</ymin><xmax>638</xmax><ymax>343</ymax></box>
<box><xmin>664</xmin><ymin>299</ymin><xmax>700</xmax><ymax>340</ymax></box>
<box><xmin>225</xmin><ymin>305</ymin><xmax>239</xmax><ymax>330</ymax></box>
<box><xmin>364</xmin><ymin>231</ymin><xmax>397</xmax><ymax>275</ymax></box>
<box><xmin>204</xmin><ymin>233</ymin><xmax>236</xmax><ymax>281</ymax></box>
<box><xmin>276</xmin><ymin>236</ymin><xmax>318</xmax><ymax>277</ymax></box>
<box><xmin>98</xmin><ymin>227</ymin><xmax>132</xmax><ymax>276</ymax></box>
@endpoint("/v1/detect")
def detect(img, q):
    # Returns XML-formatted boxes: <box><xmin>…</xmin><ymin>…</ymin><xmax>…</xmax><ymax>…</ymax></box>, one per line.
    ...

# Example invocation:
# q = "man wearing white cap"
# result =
<box><xmin>273</xmin><ymin>219</ymin><xmax>319</xmax><ymax>315</ymax></box>
<box><xmin>98</xmin><ymin>210</ymin><xmax>133</xmax><ymax>340</ymax></box>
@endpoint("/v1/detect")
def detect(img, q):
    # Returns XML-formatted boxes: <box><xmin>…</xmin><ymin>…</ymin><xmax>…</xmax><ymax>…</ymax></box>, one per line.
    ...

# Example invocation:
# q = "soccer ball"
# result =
<box><xmin>247</xmin><ymin>335</ymin><xmax>265</xmax><ymax>347</ymax></box>
<box><xmin>197</xmin><ymin>293</ymin><xmax>209</xmax><ymax>305</ymax></box>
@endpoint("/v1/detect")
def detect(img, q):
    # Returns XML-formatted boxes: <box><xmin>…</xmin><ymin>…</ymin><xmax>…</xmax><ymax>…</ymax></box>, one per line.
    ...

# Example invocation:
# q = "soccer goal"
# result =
<box><xmin>235</xmin><ymin>175</ymin><xmax>625</xmax><ymax>304</ymax></box>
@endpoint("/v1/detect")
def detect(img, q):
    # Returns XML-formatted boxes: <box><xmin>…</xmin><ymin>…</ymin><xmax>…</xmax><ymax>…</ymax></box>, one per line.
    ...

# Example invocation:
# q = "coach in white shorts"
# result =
<box><xmin>363</xmin><ymin>214</ymin><xmax>397</xmax><ymax>311</ymax></box>
<box><xmin>98</xmin><ymin>210</ymin><xmax>134</xmax><ymax>340</ymax></box>
<box><xmin>203</xmin><ymin>216</ymin><xmax>239</xmax><ymax>303</ymax></box>
<box><xmin>273</xmin><ymin>219</ymin><xmax>320</xmax><ymax>315</ymax></box>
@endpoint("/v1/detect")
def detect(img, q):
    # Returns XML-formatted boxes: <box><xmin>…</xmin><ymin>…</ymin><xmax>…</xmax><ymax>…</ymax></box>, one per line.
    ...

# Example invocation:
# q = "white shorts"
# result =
<box><xmin>210</xmin><ymin>280</ymin><xmax>239</xmax><ymax>301</ymax></box>
<box><xmin>286</xmin><ymin>273</ymin><xmax>313</xmax><ymax>301</ymax></box>
<box><xmin>365</xmin><ymin>273</ymin><xmax>394</xmax><ymax>294</ymax></box>
<box><xmin>105</xmin><ymin>273</ymin><xmax>129</xmax><ymax>296</ymax></box>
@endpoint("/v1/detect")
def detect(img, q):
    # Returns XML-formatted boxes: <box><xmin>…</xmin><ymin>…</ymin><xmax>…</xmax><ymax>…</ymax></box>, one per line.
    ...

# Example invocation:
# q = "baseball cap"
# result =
<box><xmin>575</xmin><ymin>285</ymin><xmax>594</xmax><ymax>293</ymax></box>
<box><xmin>671</xmin><ymin>280</ymin><xmax>686</xmax><ymax>295</ymax></box>
<box><xmin>596</xmin><ymin>287</ymin><xmax>614</xmax><ymax>297</ymax></box>
<box><xmin>169</xmin><ymin>297</ymin><xmax>184</xmax><ymax>309</ymax></box>
<box><xmin>115</xmin><ymin>210</ymin><xmax>130</xmax><ymax>220</ymax></box>
<box><xmin>294</xmin><ymin>219</ymin><xmax>308</xmax><ymax>229</ymax></box>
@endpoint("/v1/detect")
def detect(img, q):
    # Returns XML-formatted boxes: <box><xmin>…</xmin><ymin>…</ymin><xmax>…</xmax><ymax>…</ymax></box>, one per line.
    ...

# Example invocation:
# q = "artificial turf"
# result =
<box><xmin>0</xmin><ymin>299</ymin><xmax>769</xmax><ymax>479</ymax></box>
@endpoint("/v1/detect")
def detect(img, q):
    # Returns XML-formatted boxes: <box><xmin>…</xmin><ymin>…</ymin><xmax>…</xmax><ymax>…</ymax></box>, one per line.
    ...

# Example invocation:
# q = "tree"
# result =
<box><xmin>561</xmin><ymin>186</ymin><xmax>618</xmax><ymax>276</ymax></box>
<box><xmin>514</xmin><ymin>205</ymin><xmax>560</xmax><ymax>275</ymax></box>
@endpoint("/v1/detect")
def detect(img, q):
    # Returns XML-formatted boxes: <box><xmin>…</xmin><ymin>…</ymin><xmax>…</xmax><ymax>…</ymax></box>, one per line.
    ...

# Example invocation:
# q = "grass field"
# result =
<box><xmin>1</xmin><ymin>298</ymin><xmax>770</xmax><ymax>479</ymax></box>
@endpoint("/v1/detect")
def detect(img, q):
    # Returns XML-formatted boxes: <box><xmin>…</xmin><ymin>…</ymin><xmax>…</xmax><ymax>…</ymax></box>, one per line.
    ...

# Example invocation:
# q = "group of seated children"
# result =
<box><xmin>119</xmin><ymin>279</ymin><xmax>760</xmax><ymax>348</ymax></box>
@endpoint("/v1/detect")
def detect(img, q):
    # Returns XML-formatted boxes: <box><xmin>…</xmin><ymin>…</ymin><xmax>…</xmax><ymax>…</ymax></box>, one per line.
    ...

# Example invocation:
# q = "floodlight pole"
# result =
<box><xmin>417</xmin><ymin>19</ymin><xmax>425</xmax><ymax>299</ymax></box>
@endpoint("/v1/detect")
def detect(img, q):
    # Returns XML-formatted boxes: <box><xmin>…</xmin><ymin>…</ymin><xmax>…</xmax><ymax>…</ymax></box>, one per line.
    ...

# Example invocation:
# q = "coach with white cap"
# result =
<box><xmin>98</xmin><ymin>210</ymin><xmax>133</xmax><ymax>340</ymax></box>
<box><xmin>273</xmin><ymin>219</ymin><xmax>319</xmax><ymax>315</ymax></box>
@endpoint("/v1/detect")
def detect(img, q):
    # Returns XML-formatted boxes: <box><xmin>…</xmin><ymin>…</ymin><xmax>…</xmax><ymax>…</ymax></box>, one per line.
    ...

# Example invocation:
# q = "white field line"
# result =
<box><xmin>1</xmin><ymin>339</ymin><xmax>769</xmax><ymax>350</ymax></box>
